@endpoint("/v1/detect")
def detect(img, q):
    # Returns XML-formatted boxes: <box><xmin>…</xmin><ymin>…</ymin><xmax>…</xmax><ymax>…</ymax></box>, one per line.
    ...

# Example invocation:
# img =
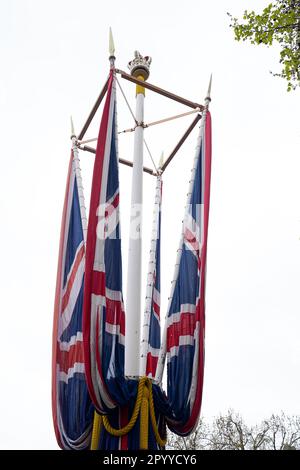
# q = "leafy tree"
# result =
<box><xmin>228</xmin><ymin>1</ymin><xmax>300</xmax><ymax>91</ymax></box>
<box><xmin>167</xmin><ymin>410</ymin><xmax>300</xmax><ymax>450</ymax></box>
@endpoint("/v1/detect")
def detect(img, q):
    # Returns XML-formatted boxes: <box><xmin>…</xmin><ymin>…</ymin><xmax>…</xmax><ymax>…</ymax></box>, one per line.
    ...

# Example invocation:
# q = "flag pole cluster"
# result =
<box><xmin>52</xmin><ymin>53</ymin><xmax>212</xmax><ymax>450</ymax></box>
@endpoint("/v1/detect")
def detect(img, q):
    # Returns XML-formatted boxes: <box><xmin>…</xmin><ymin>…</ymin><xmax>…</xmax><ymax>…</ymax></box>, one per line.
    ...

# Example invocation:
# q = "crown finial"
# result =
<box><xmin>128</xmin><ymin>51</ymin><xmax>151</xmax><ymax>80</ymax></box>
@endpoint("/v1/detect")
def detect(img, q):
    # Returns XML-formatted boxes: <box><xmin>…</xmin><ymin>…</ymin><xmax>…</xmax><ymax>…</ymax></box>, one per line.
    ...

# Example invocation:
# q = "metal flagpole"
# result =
<box><xmin>90</xmin><ymin>28</ymin><xmax>115</xmax><ymax>451</ymax></box>
<box><xmin>155</xmin><ymin>74</ymin><xmax>212</xmax><ymax>384</ymax></box>
<box><xmin>125</xmin><ymin>51</ymin><xmax>151</xmax><ymax>378</ymax></box>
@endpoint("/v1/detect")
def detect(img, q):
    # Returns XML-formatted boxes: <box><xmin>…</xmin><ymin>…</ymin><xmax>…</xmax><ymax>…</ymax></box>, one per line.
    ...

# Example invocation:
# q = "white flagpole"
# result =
<box><xmin>140</xmin><ymin>175</ymin><xmax>162</xmax><ymax>377</ymax></box>
<box><xmin>125</xmin><ymin>52</ymin><xmax>151</xmax><ymax>378</ymax></box>
<box><xmin>155</xmin><ymin>75</ymin><xmax>212</xmax><ymax>384</ymax></box>
<box><xmin>71</xmin><ymin>117</ymin><xmax>88</xmax><ymax>243</ymax></box>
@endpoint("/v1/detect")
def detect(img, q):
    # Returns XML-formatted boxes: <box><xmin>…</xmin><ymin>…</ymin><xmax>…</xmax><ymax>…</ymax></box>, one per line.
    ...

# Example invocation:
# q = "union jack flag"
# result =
<box><xmin>52</xmin><ymin>147</ymin><xmax>93</xmax><ymax>449</ymax></box>
<box><xmin>164</xmin><ymin>110</ymin><xmax>212</xmax><ymax>435</ymax></box>
<box><xmin>83</xmin><ymin>69</ymin><xmax>126</xmax><ymax>414</ymax></box>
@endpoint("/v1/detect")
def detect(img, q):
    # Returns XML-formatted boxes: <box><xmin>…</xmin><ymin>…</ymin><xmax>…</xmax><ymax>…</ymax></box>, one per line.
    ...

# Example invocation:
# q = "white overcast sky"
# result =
<box><xmin>0</xmin><ymin>0</ymin><xmax>299</xmax><ymax>449</ymax></box>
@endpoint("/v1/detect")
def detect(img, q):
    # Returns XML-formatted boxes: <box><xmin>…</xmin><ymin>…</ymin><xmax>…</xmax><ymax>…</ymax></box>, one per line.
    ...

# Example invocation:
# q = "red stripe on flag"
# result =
<box><xmin>94</xmin><ymin>304</ymin><xmax>116</xmax><ymax>406</ymax></box>
<box><xmin>146</xmin><ymin>353</ymin><xmax>158</xmax><ymax>376</ymax></box>
<box><xmin>152</xmin><ymin>301</ymin><xmax>160</xmax><ymax>317</ymax></box>
<box><xmin>105</xmin><ymin>193</ymin><xmax>119</xmax><ymax>218</ymax></box>
<box><xmin>91</xmin><ymin>270</ymin><xmax>106</xmax><ymax>296</ymax></box>
<box><xmin>111</xmin><ymin>192</ymin><xmax>119</xmax><ymax>209</ymax></box>
<box><xmin>83</xmin><ymin>71</ymin><xmax>114</xmax><ymax>412</ymax></box>
<box><xmin>56</xmin><ymin>341</ymin><xmax>84</xmax><ymax>374</ymax></box>
<box><xmin>106</xmin><ymin>298</ymin><xmax>125</xmax><ymax>335</ymax></box>
<box><xmin>52</xmin><ymin>150</ymin><xmax>73</xmax><ymax>448</ymax></box>
<box><xmin>61</xmin><ymin>244</ymin><xmax>85</xmax><ymax>312</ymax></box>
<box><xmin>167</xmin><ymin>312</ymin><xmax>196</xmax><ymax>350</ymax></box>
<box><xmin>120</xmin><ymin>407</ymin><xmax>128</xmax><ymax>450</ymax></box>
<box><xmin>184</xmin><ymin>228</ymin><xmax>199</xmax><ymax>252</ymax></box>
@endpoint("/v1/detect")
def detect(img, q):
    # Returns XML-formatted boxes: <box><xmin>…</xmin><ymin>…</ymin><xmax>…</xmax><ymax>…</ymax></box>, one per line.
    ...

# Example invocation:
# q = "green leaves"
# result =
<box><xmin>228</xmin><ymin>0</ymin><xmax>300</xmax><ymax>90</ymax></box>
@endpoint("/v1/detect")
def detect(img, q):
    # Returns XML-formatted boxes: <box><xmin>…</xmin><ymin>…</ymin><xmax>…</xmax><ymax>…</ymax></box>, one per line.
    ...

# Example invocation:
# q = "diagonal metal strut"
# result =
<box><xmin>79</xmin><ymin>144</ymin><xmax>156</xmax><ymax>176</ymax></box>
<box><xmin>160</xmin><ymin>114</ymin><xmax>202</xmax><ymax>173</ymax></box>
<box><xmin>115</xmin><ymin>69</ymin><xmax>204</xmax><ymax>111</ymax></box>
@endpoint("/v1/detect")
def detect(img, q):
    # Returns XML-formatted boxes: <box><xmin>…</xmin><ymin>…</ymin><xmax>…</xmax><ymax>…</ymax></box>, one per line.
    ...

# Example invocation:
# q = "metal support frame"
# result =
<box><xmin>115</xmin><ymin>69</ymin><xmax>204</xmax><ymax>111</ymax></box>
<box><xmin>77</xmin><ymin>69</ymin><xmax>205</xmax><ymax>176</ymax></box>
<box><xmin>78</xmin><ymin>108</ymin><xmax>201</xmax><ymax>141</ymax></box>
<box><xmin>160</xmin><ymin>114</ymin><xmax>201</xmax><ymax>173</ymax></box>
<box><xmin>78</xmin><ymin>77</ymin><xmax>109</xmax><ymax>140</ymax></box>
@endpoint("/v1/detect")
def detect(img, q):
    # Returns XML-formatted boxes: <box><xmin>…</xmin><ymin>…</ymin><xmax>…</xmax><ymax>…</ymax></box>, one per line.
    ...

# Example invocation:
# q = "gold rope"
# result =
<box><xmin>102</xmin><ymin>377</ymin><xmax>146</xmax><ymax>437</ymax></box>
<box><xmin>98</xmin><ymin>377</ymin><xmax>167</xmax><ymax>448</ymax></box>
<box><xmin>148</xmin><ymin>380</ymin><xmax>167</xmax><ymax>447</ymax></box>
<box><xmin>140</xmin><ymin>384</ymin><xmax>149</xmax><ymax>449</ymax></box>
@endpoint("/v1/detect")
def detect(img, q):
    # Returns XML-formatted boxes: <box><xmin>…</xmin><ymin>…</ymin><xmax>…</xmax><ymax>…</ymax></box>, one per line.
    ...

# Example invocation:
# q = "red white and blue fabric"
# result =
<box><xmin>83</xmin><ymin>70</ymin><xmax>127</xmax><ymax>415</ymax></box>
<box><xmin>52</xmin><ymin>150</ymin><xmax>93</xmax><ymax>449</ymax></box>
<box><xmin>165</xmin><ymin>110</ymin><xmax>212</xmax><ymax>436</ymax></box>
<box><xmin>145</xmin><ymin>177</ymin><xmax>162</xmax><ymax>378</ymax></box>
<box><xmin>82</xmin><ymin>72</ymin><xmax>165</xmax><ymax>450</ymax></box>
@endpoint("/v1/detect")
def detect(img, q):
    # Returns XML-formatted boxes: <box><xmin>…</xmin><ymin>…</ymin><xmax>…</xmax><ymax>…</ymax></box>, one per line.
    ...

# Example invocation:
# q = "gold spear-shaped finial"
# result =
<box><xmin>109</xmin><ymin>27</ymin><xmax>115</xmax><ymax>64</ymax></box>
<box><xmin>70</xmin><ymin>115</ymin><xmax>76</xmax><ymax>139</ymax></box>
<box><xmin>205</xmin><ymin>74</ymin><xmax>212</xmax><ymax>103</ymax></box>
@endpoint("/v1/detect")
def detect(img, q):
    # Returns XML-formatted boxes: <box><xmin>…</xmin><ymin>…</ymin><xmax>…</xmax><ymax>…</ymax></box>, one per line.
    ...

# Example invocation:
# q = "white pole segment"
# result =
<box><xmin>140</xmin><ymin>175</ymin><xmax>162</xmax><ymax>376</ymax></box>
<box><xmin>125</xmin><ymin>51</ymin><xmax>151</xmax><ymax>378</ymax></box>
<box><xmin>125</xmin><ymin>88</ymin><xmax>145</xmax><ymax>378</ymax></box>
<box><xmin>155</xmin><ymin>77</ymin><xmax>212</xmax><ymax>384</ymax></box>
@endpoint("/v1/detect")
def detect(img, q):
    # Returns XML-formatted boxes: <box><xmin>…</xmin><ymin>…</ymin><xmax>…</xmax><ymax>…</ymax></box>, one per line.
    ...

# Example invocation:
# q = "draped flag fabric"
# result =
<box><xmin>52</xmin><ymin>63</ymin><xmax>212</xmax><ymax>450</ymax></box>
<box><xmin>82</xmin><ymin>70</ymin><xmax>165</xmax><ymax>450</ymax></box>
<box><xmin>83</xmin><ymin>70</ymin><xmax>127</xmax><ymax>415</ymax></box>
<box><xmin>163</xmin><ymin>110</ymin><xmax>212</xmax><ymax>436</ymax></box>
<box><xmin>145</xmin><ymin>176</ymin><xmax>162</xmax><ymax>378</ymax></box>
<box><xmin>52</xmin><ymin>149</ymin><xmax>94</xmax><ymax>449</ymax></box>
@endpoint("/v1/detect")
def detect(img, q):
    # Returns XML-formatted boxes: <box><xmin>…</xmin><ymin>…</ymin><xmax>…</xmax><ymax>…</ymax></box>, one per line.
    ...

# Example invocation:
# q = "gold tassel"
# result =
<box><xmin>140</xmin><ymin>384</ymin><xmax>149</xmax><ymax>449</ymax></box>
<box><xmin>90</xmin><ymin>411</ymin><xmax>102</xmax><ymax>450</ymax></box>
